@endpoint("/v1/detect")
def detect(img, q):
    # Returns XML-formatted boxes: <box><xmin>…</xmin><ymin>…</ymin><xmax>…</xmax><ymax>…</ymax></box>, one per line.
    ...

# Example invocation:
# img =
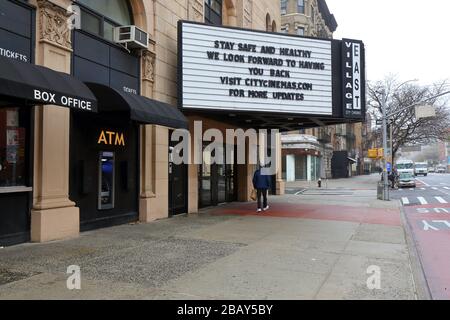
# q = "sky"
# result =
<box><xmin>326</xmin><ymin>0</ymin><xmax>450</xmax><ymax>86</ymax></box>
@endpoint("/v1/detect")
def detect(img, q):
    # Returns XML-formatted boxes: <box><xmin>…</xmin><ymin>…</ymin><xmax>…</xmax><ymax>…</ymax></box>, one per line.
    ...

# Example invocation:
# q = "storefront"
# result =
<box><xmin>0</xmin><ymin>0</ymin><xmax>103</xmax><ymax>246</ymax></box>
<box><xmin>281</xmin><ymin>134</ymin><xmax>325</xmax><ymax>182</ymax></box>
<box><xmin>69</xmin><ymin>1</ymin><xmax>188</xmax><ymax>230</ymax></box>
<box><xmin>0</xmin><ymin>0</ymin><xmax>35</xmax><ymax>246</ymax></box>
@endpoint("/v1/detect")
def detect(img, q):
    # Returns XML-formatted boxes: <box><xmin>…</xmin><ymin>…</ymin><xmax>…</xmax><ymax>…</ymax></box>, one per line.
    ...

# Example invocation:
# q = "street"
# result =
<box><xmin>391</xmin><ymin>173</ymin><xmax>450</xmax><ymax>206</ymax></box>
<box><xmin>390</xmin><ymin>173</ymin><xmax>450</xmax><ymax>299</ymax></box>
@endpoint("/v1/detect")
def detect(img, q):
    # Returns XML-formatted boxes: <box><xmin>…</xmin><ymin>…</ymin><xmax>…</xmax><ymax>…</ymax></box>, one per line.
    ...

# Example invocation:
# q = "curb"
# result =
<box><xmin>399</xmin><ymin>203</ymin><xmax>432</xmax><ymax>300</ymax></box>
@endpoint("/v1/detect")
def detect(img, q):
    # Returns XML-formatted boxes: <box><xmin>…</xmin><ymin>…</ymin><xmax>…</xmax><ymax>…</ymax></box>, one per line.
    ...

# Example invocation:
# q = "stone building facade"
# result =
<box><xmin>0</xmin><ymin>0</ymin><xmax>284</xmax><ymax>246</ymax></box>
<box><xmin>280</xmin><ymin>0</ymin><xmax>365</xmax><ymax>180</ymax></box>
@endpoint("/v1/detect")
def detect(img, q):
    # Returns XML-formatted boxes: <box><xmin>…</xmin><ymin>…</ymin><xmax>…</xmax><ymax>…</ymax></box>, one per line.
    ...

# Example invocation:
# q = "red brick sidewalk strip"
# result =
<box><xmin>209</xmin><ymin>202</ymin><xmax>401</xmax><ymax>226</ymax></box>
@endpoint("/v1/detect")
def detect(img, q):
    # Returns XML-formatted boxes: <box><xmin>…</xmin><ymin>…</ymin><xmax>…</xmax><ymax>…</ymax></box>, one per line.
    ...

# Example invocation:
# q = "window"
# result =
<box><xmin>266</xmin><ymin>13</ymin><xmax>271</xmax><ymax>31</ymax></box>
<box><xmin>281</xmin><ymin>0</ymin><xmax>287</xmax><ymax>15</ymax></box>
<box><xmin>204</xmin><ymin>0</ymin><xmax>222</xmax><ymax>26</ymax></box>
<box><xmin>0</xmin><ymin>107</ymin><xmax>29</xmax><ymax>188</ymax></box>
<box><xmin>298</xmin><ymin>0</ymin><xmax>305</xmax><ymax>14</ymax></box>
<box><xmin>76</xmin><ymin>0</ymin><xmax>133</xmax><ymax>41</ymax></box>
<box><xmin>311</xmin><ymin>5</ymin><xmax>315</xmax><ymax>24</ymax></box>
<box><xmin>272</xmin><ymin>21</ymin><xmax>277</xmax><ymax>32</ymax></box>
<box><xmin>296</xmin><ymin>26</ymin><xmax>305</xmax><ymax>36</ymax></box>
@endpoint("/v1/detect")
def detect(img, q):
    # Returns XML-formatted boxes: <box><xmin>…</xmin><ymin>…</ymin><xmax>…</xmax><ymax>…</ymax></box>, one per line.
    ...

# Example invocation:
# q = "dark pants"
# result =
<box><xmin>257</xmin><ymin>189</ymin><xmax>268</xmax><ymax>209</ymax></box>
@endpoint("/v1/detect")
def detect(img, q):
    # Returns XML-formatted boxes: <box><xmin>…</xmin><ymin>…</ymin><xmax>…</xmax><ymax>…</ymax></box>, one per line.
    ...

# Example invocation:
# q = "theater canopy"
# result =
<box><xmin>85</xmin><ymin>83</ymin><xmax>188</xmax><ymax>129</ymax></box>
<box><xmin>0</xmin><ymin>56</ymin><xmax>97</xmax><ymax>112</ymax></box>
<box><xmin>178</xmin><ymin>21</ymin><xmax>366</xmax><ymax>130</ymax></box>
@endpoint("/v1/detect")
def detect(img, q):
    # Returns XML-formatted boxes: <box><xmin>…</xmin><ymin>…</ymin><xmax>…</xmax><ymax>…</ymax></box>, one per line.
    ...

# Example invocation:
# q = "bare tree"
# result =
<box><xmin>368</xmin><ymin>76</ymin><xmax>450</xmax><ymax>163</ymax></box>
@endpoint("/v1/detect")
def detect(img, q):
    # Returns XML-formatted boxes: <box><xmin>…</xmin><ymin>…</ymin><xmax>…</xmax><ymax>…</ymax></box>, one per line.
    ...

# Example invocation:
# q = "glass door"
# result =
<box><xmin>217</xmin><ymin>163</ymin><xmax>226</xmax><ymax>204</ymax></box>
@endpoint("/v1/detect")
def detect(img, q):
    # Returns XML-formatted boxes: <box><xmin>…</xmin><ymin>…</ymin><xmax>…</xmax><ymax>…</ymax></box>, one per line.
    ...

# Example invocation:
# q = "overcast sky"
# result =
<box><xmin>326</xmin><ymin>0</ymin><xmax>450</xmax><ymax>86</ymax></box>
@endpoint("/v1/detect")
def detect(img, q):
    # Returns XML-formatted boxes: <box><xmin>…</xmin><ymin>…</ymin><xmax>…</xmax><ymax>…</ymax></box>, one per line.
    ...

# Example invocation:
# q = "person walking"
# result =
<box><xmin>252</xmin><ymin>166</ymin><xmax>271</xmax><ymax>213</ymax></box>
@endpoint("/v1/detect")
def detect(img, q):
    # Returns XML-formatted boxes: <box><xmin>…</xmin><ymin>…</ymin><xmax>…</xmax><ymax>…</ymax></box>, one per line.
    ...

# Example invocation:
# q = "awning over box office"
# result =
<box><xmin>85</xmin><ymin>83</ymin><xmax>188</xmax><ymax>129</ymax></box>
<box><xmin>0</xmin><ymin>56</ymin><xmax>97</xmax><ymax>112</ymax></box>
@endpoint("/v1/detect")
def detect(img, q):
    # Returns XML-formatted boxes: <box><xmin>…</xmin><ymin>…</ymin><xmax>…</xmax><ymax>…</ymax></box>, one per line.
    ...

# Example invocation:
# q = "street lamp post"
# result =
<box><xmin>381</xmin><ymin>91</ymin><xmax>389</xmax><ymax>200</ymax></box>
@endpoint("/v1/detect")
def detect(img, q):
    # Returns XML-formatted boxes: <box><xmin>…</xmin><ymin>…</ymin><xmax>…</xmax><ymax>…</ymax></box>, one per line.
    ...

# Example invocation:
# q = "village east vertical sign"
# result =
<box><xmin>342</xmin><ymin>38</ymin><xmax>365</xmax><ymax>119</ymax></box>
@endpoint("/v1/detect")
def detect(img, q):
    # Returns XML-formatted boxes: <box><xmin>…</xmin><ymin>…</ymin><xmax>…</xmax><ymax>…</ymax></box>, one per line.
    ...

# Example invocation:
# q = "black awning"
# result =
<box><xmin>0</xmin><ymin>56</ymin><xmax>97</xmax><ymax>112</ymax></box>
<box><xmin>85</xmin><ymin>83</ymin><xmax>188</xmax><ymax>129</ymax></box>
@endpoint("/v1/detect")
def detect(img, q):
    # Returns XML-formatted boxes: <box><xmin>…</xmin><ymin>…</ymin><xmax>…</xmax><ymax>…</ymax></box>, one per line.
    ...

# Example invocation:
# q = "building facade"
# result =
<box><xmin>280</xmin><ymin>0</ymin><xmax>337</xmax><ymax>38</ymax></box>
<box><xmin>0</xmin><ymin>0</ymin><xmax>285</xmax><ymax>246</ymax></box>
<box><xmin>0</xmin><ymin>0</ymin><xmax>365</xmax><ymax>246</ymax></box>
<box><xmin>280</xmin><ymin>0</ymin><xmax>366</xmax><ymax>181</ymax></box>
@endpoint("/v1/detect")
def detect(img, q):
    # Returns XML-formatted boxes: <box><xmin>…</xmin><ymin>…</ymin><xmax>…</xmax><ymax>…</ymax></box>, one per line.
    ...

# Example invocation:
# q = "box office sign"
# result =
<box><xmin>179</xmin><ymin>21</ymin><xmax>366</xmax><ymax>120</ymax></box>
<box><xmin>32</xmin><ymin>89</ymin><xmax>96</xmax><ymax>112</ymax></box>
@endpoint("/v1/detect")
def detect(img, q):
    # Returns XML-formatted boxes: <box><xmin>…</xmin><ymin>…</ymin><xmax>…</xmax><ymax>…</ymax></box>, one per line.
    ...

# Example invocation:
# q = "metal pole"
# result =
<box><xmin>390</xmin><ymin>122</ymin><xmax>393</xmax><ymax>166</ymax></box>
<box><xmin>381</xmin><ymin>91</ymin><xmax>389</xmax><ymax>200</ymax></box>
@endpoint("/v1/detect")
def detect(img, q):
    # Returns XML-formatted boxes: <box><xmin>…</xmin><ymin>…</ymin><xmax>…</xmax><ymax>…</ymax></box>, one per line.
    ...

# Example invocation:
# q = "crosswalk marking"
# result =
<box><xmin>417</xmin><ymin>197</ymin><xmax>428</xmax><ymax>205</ymax></box>
<box><xmin>435</xmin><ymin>197</ymin><xmax>447</xmax><ymax>204</ymax></box>
<box><xmin>420</xmin><ymin>188</ymin><xmax>426</xmax><ymax>190</ymax></box>
<box><xmin>432</xmin><ymin>187</ymin><xmax>438</xmax><ymax>190</ymax></box>
<box><xmin>402</xmin><ymin>197</ymin><xmax>410</xmax><ymax>205</ymax></box>
<box><xmin>444</xmin><ymin>187</ymin><xmax>450</xmax><ymax>190</ymax></box>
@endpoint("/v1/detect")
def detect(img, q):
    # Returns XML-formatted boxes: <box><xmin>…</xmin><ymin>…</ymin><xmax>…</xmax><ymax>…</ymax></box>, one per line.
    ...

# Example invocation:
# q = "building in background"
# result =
<box><xmin>281</xmin><ymin>0</ymin><xmax>365</xmax><ymax>181</ymax></box>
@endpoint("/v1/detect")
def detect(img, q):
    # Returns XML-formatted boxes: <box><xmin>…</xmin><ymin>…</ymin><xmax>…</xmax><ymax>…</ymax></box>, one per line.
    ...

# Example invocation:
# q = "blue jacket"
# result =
<box><xmin>252</xmin><ymin>169</ymin><xmax>271</xmax><ymax>190</ymax></box>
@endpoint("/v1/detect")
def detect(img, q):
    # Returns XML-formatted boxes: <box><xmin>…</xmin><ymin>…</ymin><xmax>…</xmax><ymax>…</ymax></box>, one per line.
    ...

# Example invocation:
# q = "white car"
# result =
<box><xmin>398</xmin><ymin>172</ymin><xmax>416</xmax><ymax>188</ymax></box>
<box><xmin>437</xmin><ymin>166</ymin><xmax>447</xmax><ymax>173</ymax></box>
<box><xmin>414</xmin><ymin>162</ymin><xmax>428</xmax><ymax>176</ymax></box>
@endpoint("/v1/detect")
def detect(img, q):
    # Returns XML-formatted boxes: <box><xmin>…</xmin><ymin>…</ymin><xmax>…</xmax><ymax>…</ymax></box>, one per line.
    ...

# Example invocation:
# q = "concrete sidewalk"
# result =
<box><xmin>286</xmin><ymin>173</ymin><xmax>382</xmax><ymax>191</ymax></box>
<box><xmin>0</xmin><ymin>176</ymin><xmax>420</xmax><ymax>300</ymax></box>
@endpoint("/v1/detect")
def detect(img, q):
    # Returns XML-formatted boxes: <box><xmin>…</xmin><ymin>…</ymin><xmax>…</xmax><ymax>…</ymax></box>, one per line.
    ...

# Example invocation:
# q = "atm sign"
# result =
<box><xmin>98</xmin><ymin>130</ymin><xmax>125</xmax><ymax>146</ymax></box>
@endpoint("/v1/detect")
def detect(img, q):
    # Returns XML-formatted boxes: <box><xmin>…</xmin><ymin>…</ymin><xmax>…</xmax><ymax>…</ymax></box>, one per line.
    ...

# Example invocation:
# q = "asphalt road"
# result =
<box><xmin>394</xmin><ymin>173</ymin><xmax>450</xmax><ymax>299</ymax></box>
<box><xmin>390</xmin><ymin>173</ymin><xmax>450</xmax><ymax>206</ymax></box>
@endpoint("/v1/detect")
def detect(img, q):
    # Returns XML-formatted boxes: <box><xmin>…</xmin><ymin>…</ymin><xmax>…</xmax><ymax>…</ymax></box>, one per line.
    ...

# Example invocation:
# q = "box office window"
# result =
<box><xmin>0</xmin><ymin>107</ymin><xmax>28</xmax><ymax>187</ymax></box>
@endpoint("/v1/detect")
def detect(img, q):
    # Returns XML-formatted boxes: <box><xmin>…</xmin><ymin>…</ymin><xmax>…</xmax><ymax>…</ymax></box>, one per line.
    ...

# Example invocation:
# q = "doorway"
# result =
<box><xmin>169</xmin><ymin>132</ymin><xmax>187</xmax><ymax>216</ymax></box>
<box><xmin>199</xmin><ymin>144</ymin><xmax>237</xmax><ymax>208</ymax></box>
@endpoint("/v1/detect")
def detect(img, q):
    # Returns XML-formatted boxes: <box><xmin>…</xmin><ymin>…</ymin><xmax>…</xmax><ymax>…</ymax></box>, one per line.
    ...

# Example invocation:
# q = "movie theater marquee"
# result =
<box><xmin>179</xmin><ymin>21</ymin><xmax>365</xmax><ymax>120</ymax></box>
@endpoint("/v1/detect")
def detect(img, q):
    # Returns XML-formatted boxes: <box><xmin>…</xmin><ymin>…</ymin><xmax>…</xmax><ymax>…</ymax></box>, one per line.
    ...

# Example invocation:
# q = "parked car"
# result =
<box><xmin>398</xmin><ymin>172</ymin><xmax>416</xmax><ymax>188</ymax></box>
<box><xmin>428</xmin><ymin>167</ymin><xmax>435</xmax><ymax>173</ymax></box>
<box><xmin>437</xmin><ymin>166</ymin><xmax>447</xmax><ymax>173</ymax></box>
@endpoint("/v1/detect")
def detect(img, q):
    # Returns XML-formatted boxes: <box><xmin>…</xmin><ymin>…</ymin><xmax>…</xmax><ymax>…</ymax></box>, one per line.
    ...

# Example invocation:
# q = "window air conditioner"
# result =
<box><xmin>114</xmin><ymin>25</ymin><xmax>149</xmax><ymax>50</ymax></box>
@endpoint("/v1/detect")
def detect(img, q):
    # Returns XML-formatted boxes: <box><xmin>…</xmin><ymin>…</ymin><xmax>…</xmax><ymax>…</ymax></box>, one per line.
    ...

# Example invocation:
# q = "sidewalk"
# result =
<box><xmin>0</xmin><ymin>175</ymin><xmax>420</xmax><ymax>300</ymax></box>
<box><xmin>286</xmin><ymin>173</ymin><xmax>382</xmax><ymax>191</ymax></box>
